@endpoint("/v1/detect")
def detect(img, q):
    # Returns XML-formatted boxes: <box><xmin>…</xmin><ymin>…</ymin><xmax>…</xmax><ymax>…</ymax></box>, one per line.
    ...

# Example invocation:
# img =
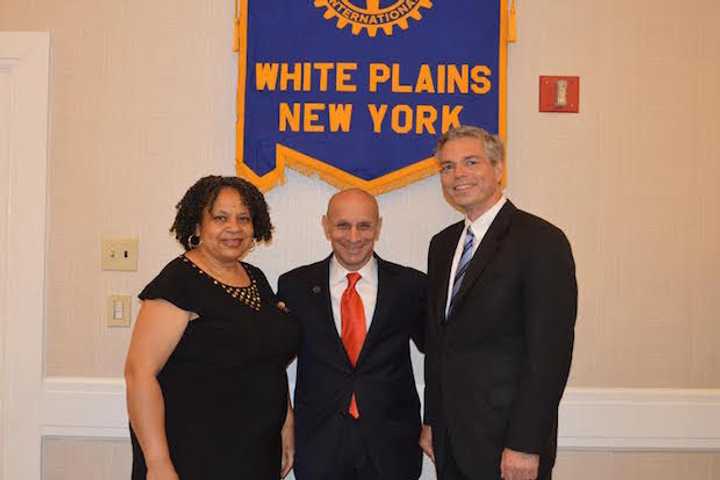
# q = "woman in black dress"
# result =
<box><xmin>125</xmin><ymin>176</ymin><xmax>300</xmax><ymax>479</ymax></box>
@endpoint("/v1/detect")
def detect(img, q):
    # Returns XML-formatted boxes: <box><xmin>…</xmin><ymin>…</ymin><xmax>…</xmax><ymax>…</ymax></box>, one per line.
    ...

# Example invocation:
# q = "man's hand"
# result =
<box><xmin>418</xmin><ymin>424</ymin><xmax>435</xmax><ymax>464</ymax></box>
<box><xmin>500</xmin><ymin>448</ymin><xmax>539</xmax><ymax>480</ymax></box>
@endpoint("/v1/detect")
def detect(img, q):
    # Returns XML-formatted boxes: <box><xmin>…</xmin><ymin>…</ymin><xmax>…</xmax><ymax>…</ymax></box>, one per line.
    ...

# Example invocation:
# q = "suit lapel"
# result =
<box><xmin>310</xmin><ymin>256</ymin><xmax>352</xmax><ymax>366</ymax></box>
<box><xmin>356</xmin><ymin>255</ymin><xmax>391</xmax><ymax>366</ymax></box>
<box><xmin>446</xmin><ymin>201</ymin><xmax>516</xmax><ymax>321</ymax></box>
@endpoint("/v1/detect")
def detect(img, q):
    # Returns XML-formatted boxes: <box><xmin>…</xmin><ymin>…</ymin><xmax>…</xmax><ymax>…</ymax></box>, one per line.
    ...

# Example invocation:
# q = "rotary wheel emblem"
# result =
<box><xmin>314</xmin><ymin>0</ymin><xmax>433</xmax><ymax>38</ymax></box>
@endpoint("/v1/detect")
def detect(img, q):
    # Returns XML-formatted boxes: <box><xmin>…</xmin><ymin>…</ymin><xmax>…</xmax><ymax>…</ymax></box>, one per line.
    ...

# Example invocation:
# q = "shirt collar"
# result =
<box><xmin>465</xmin><ymin>195</ymin><xmax>507</xmax><ymax>235</ymax></box>
<box><xmin>329</xmin><ymin>254</ymin><xmax>378</xmax><ymax>288</ymax></box>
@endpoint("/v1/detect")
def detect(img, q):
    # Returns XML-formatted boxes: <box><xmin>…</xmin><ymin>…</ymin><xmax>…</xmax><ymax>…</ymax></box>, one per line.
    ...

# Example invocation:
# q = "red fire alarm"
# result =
<box><xmin>539</xmin><ymin>76</ymin><xmax>580</xmax><ymax>113</ymax></box>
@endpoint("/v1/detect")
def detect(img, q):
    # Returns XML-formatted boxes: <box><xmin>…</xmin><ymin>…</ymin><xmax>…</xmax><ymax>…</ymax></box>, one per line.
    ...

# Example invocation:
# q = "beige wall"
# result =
<box><xmin>1</xmin><ymin>0</ymin><xmax>716</xmax><ymax>387</ymax></box>
<box><xmin>2</xmin><ymin>0</ymin><xmax>719</xmax><ymax>478</ymax></box>
<box><xmin>44</xmin><ymin>439</ymin><xmax>130</xmax><ymax>480</ymax></box>
<box><xmin>555</xmin><ymin>450</ymin><xmax>720</xmax><ymax>479</ymax></box>
<box><xmin>505</xmin><ymin>0</ymin><xmax>720</xmax><ymax>388</ymax></box>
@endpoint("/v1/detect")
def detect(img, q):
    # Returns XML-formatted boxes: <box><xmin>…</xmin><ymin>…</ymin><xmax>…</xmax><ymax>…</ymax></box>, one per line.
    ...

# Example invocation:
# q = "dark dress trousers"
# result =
<box><xmin>424</xmin><ymin>200</ymin><xmax>577</xmax><ymax>479</ymax></box>
<box><xmin>278</xmin><ymin>254</ymin><xmax>426</xmax><ymax>480</ymax></box>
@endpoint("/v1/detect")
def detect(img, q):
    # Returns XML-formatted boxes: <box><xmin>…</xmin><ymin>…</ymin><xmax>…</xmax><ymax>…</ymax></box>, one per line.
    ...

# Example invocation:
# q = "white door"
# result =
<box><xmin>0</xmin><ymin>32</ymin><xmax>50</xmax><ymax>480</ymax></box>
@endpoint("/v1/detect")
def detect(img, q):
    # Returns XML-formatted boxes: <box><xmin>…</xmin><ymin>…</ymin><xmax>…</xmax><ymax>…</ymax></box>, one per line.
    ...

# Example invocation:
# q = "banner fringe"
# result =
<box><xmin>236</xmin><ymin>144</ymin><xmax>439</xmax><ymax>196</ymax></box>
<box><xmin>508</xmin><ymin>0</ymin><xmax>517</xmax><ymax>43</ymax></box>
<box><xmin>232</xmin><ymin>0</ymin><xmax>241</xmax><ymax>52</ymax></box>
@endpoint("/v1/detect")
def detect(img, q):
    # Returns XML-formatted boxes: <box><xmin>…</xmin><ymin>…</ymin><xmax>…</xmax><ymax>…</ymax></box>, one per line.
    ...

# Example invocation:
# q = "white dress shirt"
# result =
<box><xmin>329</xmin><ymin>255</ymin><xmax>378</xmax><ymax>335</ymax></box>
<box><xmin>445</xmin><ymin>196</ymin><xmax>507</xmax><ymax>316</ymax></box>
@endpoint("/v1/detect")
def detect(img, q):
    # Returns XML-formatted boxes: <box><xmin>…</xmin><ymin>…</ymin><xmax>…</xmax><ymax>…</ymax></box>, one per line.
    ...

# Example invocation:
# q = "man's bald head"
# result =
<box><xmin>322</xmin><ymin>188</ymin><xmax>382</xmax><ymax>271</ymax></box>
<box><xmin>326</xmin><ymin>188</ymin><xmax>379</xmax><ymax>221</ymax></box>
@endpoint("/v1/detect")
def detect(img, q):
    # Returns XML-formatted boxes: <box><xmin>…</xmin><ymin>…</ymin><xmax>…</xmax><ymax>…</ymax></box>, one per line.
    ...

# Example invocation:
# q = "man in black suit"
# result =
<box><xmin>420</xmin><ymin>126</ymin><xmax>577</xmax><ymax>480</ymax></box>
<box><xmin>278</xmin><ymin>188</ymin><xmax>426</xmax><ymax>480</ymax></box>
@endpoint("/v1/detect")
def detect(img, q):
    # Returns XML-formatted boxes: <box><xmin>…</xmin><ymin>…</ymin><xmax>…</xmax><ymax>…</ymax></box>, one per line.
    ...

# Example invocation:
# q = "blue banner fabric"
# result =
<box><xmin>236</xmin><ymin>0</ymin><xmax>507</xmax><ymax>194</ymax></box>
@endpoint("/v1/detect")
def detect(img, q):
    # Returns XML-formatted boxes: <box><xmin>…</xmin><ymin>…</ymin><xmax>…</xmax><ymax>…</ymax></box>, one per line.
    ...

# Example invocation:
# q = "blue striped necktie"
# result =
<box><xmin>448</xmin><ymin>226</ymin><xmax>475</xmax><ymax>317</ymax></box>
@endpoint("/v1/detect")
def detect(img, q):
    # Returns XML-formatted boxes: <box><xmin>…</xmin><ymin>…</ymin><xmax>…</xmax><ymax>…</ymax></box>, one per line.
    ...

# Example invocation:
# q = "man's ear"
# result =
<box><xmin>321</xmin><ymin>215</ymin><xmax>331</xmax><ymax>240</ymax></box>
<box><xmin>494</xmin><ymin>160</ymin><xmax>506</xmax><ymax>184</ymax></box>
<box><xmin>375</xmin><ymin>217</ymin><xmax>383</xmax><ymax>241</ymax></box>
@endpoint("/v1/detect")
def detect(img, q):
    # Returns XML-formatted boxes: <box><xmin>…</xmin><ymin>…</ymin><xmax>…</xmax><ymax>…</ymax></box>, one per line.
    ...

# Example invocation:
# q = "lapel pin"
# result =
<box><xmin>312</xmin><ymin>286</ymin><xmax>321</xmax><ymax>294</ymax></box>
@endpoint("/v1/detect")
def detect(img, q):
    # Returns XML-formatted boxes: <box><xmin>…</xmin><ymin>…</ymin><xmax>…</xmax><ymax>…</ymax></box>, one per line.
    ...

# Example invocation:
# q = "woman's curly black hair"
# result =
<box><xmin>170</xmin><ymin>175</ymin><xmax>273</xmax><ymax>251</ymax></box>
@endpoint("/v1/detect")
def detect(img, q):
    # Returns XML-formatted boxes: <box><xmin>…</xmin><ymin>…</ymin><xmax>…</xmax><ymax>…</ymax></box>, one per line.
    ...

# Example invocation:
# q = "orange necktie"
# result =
<box><xmin>340</xmin><ymin>272</ymin><xmax>366</xmax><ymax>418</ymax></box>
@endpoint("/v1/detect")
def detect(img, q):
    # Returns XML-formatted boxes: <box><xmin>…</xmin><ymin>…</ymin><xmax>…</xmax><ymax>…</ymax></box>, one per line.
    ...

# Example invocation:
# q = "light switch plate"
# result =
<box><xmin>101</xmin><ymin>237</ymin><xmax>138</xmax><ymax>271</ymax></box>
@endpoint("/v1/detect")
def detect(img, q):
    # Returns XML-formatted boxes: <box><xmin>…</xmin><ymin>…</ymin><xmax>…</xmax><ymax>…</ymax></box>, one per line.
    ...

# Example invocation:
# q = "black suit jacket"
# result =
<box><xmin>278</xmin><ymin>254</ymin><xmax>426</xmax><ymax>480</ymax></box>
<box><xmin>424</xmin><ymin>200</ymin><xmax>577</xmax><ymax>479</ymax></box>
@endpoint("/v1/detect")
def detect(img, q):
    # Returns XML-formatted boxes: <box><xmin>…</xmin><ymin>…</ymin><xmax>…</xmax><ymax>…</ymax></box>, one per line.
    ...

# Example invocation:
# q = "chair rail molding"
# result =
<box><xmin>42</xmin><ymin>378</ymin><xmax>720</xmax><ymax>451</ymax></box>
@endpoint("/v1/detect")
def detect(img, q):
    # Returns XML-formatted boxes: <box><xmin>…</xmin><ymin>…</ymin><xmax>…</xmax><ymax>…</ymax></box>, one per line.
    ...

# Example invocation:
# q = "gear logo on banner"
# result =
<box><xmin>314</xmin><ymin>0</ymin><xmax>433</xmax><ymax>37</ymax></box>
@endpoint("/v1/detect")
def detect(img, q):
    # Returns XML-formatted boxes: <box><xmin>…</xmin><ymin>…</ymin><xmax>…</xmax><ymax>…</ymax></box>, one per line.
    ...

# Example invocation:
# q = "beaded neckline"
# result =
<box><xmin>181</xmin><ymin>255</ymin><xmax>261</xmax><ymax>311</ymax></box>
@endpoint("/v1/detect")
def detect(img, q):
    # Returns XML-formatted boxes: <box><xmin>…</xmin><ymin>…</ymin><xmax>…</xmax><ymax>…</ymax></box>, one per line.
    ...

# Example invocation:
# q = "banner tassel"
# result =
<box><xmin>508</xmin><ymin>0</ymin><xmax>517</xmax><ymax>43</ymax></box>
<box><xmin>232</xmin><ymin>0</ymin><xmax>241</xmax><ymax>52</ymax></box>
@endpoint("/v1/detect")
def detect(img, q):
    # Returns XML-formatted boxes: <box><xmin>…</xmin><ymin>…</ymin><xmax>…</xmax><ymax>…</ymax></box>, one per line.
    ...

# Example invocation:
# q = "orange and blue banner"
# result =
<box><xmin>236</xmin><ymin>0</ymin><xmax>508</xmax><ymax>194</ymax></box>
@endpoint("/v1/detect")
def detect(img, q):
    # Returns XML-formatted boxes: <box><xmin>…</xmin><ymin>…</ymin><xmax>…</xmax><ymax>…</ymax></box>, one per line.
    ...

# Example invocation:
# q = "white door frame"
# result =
<box><xmin>0</xmin><ymin>32</ymin><xmax>50</xmax><ymax>480</ymax></box>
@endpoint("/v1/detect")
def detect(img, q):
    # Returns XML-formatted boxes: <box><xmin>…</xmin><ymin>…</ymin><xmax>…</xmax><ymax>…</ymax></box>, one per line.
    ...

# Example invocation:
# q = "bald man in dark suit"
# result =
<box><xmin>279</xmin><ymin>189</ymin><xmax>426</xmax><ymax>480</ymax></box>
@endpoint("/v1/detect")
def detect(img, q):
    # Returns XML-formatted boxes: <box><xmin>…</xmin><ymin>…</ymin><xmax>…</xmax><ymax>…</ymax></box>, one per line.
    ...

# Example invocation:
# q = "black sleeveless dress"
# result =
<box><xmin>130</xmin><ymin>255</ymin><xmax>300</xmax><ymax>479</ymax></box>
